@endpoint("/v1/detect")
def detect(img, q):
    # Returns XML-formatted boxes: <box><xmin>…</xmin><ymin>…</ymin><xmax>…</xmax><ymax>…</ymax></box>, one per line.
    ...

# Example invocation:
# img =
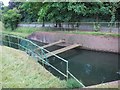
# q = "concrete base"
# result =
<box><xmin>86</xmin><ymin>80</ymin><xmax>120</xmax><ymax>88</ymax></box>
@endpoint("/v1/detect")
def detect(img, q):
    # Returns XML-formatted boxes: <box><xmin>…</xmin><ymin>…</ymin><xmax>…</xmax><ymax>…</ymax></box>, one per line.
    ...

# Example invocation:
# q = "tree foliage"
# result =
<box><xmin>19</xmin><ymin>2</ymin><xmax>43</xmax><ymax>22</ymax></box>
<box><xmin>1</xmin><ymin>2</ymin><xmax>120</xmax><ymax>29</ymax></box>
<box><xmin>38</xmin><ymin>3</ymin><xmax>50</xmax><ymax>26</ymax></box>
<box><xmin>2</xmin><ymin>8</ymin><xmax>21</xmax><ymax>30</ymax></box>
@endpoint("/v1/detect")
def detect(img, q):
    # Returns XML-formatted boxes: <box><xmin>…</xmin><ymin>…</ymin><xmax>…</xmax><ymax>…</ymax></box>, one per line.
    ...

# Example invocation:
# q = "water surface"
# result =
<box><xmin>32</xmin><ymin>40</ymin><xmax>119</xmax><ymax>86</ymax></box>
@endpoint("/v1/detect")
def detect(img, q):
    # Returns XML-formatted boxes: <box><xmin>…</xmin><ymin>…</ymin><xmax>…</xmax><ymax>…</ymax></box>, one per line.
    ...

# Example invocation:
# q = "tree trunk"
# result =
<box><xmin>42</xmin><ymin>18</ymin><xmax>45</xmax><ymax>27</ymax></box>
<box><xmin>58</xmin><ymin>22</ymin><xmax>61</xmax><ymax>27</ymax></box>
<box><xmin>55</xmin><ymin>21</ymin><xmax>57</xmax><ymax>27</ymax></box>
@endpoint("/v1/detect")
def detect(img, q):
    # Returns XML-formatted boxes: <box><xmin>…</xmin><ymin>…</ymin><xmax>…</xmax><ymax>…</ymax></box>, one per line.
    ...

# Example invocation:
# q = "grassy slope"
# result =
<box><xmin>0</xmin><ymin>46</ymin><xmax>66</xmax><ymax>88</ymax></box>
<box><xmin>0</xmin><ymin>46</ymin><xmax>1</xmax><ymax>89</ymax></box>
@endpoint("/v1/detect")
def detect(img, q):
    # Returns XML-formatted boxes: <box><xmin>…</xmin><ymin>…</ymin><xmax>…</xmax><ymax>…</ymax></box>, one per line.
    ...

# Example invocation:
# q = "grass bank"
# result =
<box><xmin>0</xmin><ymin>46</ymin><xmax>66</xmax><ymax>88</ymax></box>
<box><xmin>1</xmin><ymin>22</ymin><xmax>119</xmax><ymax>38</ymax></box>
<box><xmin>63</xmin><ymin>31</ymin><xmax>120</xmax><ymax>37</ymax></box>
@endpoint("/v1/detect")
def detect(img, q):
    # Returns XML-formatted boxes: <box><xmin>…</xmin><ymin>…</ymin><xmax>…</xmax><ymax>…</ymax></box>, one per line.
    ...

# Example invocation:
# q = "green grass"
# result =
<box><xmin>1</xmin><ymin>21</ymin><xmax>119</xmax><ymax>37</ymax></box>
<box><xmin>0</xmin><ymin>45</ymin><xmax>1</xmax><ymax>89</ymax></box>
<box><xmin>63</xmin><ymin>31</ymin><xmax>120</xmax><ymax>37</ymax></box>
<box><xmin>66</xmin><ymin>78</ymin><xmax>83</xmax><ymax>89</ymax></box>
<box><xmin>0</xmin><ymin>46</ymin><xmax>67</xmax><ymax>88</ymax></box>
<box><xmin>2</xmin><ymin>27</ymin><xmax>120</xmax><ymax>38</ymax></box>
<box><xmin>2</xmin><ymin>27</ymin><xmax>40</xmax><ymax>38</ymax></box>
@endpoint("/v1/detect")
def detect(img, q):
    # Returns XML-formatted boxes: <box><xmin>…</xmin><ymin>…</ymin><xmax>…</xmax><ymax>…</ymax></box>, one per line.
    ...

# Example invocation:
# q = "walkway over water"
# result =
<box><xmin>35</xmin><ymin>40</ymin><xmax>65</xmax><ymax>51</ymax></box>
<box><xmin>44</xmin><ymin>44</ymin><xmax>81</xmax><ymax>58</ymax></box>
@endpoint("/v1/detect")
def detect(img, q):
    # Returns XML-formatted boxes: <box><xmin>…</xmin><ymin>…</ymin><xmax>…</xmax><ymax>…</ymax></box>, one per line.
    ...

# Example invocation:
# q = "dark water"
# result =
<box><xmin>2</xmin><ymin>36</ymin><xmax>119</xmax><ymax>86</ymax></box>
<box><xmin>32</xmin><ymin>40</ymin><xmax>119</xmax><ymax>86</ymax></box>
<box><xmin>60</xmin><ymin>49</ymin><xmax>119</xmax><ymax>86</ymax></box>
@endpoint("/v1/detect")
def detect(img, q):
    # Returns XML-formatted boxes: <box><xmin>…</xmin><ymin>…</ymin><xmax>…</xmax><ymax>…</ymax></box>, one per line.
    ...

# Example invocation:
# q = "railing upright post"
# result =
<box><xmin>66</xmin><ymin>61</ymin><xmax>68</xmax><ymax>81</ymax></box>
<box><xmin>18</xmin><ymin>37</ymin><xmax>20</xmax><ymax>49</ymax></box>
<box><xmin>41</xmin><ymin>49</ymin><xmax>45</xmax><ymax>66</ymax></box>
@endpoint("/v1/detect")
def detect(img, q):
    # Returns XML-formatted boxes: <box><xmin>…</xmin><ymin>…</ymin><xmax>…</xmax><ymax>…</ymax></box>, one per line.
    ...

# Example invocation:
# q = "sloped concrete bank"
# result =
<box><xmin>28</xmin><ymin>32</ymin><xmax>119</xmax><ymax>53</ymax></box>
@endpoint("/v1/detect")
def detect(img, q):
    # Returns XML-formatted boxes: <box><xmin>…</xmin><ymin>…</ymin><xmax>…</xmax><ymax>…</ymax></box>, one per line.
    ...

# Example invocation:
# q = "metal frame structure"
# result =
<box><xmin>1</xmin><ymin>32</ymin><xmax>85</xmax><ymax>88</ymax></box>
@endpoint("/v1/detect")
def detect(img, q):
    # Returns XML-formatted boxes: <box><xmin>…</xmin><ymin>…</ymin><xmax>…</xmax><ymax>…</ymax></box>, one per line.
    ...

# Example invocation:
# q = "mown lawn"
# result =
<box><xmin>0</xmin><ymin>46</ymin><xmax>66</xmax><ymax>88</ymax></box>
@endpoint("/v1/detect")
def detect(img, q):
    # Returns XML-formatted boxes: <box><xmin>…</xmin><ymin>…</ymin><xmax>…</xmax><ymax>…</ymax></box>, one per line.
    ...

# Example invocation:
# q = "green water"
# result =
<box><xmin>33</xmin><ymin>40</ymin><xmax>119</xmax><ymax>86</ymax></box>
<box><xmin>2</xmin><ymin>36</ymin><xmax>119</xmax><ymax>86</ymax></box>
<box><xmin>59</xmin><ymin>49</ymin><xmax>119</xmax><ymax>86</ymax></box>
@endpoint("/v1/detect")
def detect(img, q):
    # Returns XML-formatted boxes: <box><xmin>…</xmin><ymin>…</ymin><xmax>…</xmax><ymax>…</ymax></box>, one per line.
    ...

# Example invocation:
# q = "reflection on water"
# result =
<box><xmin>84</xmin><ymin>64</ymin><xmax>92</xmax><ymax>75</ymax></box>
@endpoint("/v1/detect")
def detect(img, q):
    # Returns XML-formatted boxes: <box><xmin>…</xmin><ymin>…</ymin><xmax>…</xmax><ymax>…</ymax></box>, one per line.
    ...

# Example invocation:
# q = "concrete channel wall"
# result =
<box><xmin>86</xmin><ymin>80</ymin><xmax>119</xmax><ymax>88</ymax></box>
<box><xmin>28</xmin><ymin>32</ymin><xmax>119</xmax><ymax>53</ymax></box>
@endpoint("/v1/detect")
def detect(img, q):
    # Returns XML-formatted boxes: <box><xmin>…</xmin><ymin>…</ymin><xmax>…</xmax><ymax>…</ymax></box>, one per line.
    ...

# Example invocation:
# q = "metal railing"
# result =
<box><xmin>0</xmin><ymin>32</ymin><xmax>85</xmax><ymax>88</ymax></box>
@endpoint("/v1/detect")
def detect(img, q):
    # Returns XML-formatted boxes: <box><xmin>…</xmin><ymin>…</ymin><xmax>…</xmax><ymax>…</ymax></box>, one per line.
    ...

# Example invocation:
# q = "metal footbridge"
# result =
<box><xmin>1</xmin><ymin>32</ymin><xmax>85</xmax><ymax>87</ymax></box>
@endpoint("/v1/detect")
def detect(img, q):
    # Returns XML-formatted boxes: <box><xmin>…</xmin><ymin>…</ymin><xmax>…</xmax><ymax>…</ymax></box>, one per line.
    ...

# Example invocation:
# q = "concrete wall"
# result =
<box><xmin>28</xmin><ymin>32</ymin><xmax>119</xmax><ymax>53</ymax></box>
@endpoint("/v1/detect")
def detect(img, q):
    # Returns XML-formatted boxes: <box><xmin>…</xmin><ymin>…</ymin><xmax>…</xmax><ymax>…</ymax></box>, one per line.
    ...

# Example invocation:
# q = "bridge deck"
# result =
<box><xmin>44</xmin><ymin>44</ymin><xmax>81</xmax><ymax>58</ymax></box>
<box><xmin>35</xmin><ymin>40</ymin><xmax>65</xmax><ymax>51</ymax></box>
<box><xmin>42</xmin><ymin>40</ymin><xmax>65</xmax><ymax>48</ymax></box>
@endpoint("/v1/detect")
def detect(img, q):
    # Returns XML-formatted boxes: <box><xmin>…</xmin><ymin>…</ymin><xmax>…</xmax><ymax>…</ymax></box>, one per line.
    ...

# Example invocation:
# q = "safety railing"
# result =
<box><xmin>0</xmin><ymin>32</ymin><xmax>85</xmax><ymax>88</ymax></box>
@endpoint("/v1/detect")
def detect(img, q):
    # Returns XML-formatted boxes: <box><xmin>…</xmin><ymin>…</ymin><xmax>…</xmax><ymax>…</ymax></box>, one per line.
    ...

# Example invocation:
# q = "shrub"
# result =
<box><xmin>93</xmin><ymin>22</ymin><xmax>101</xmax><ymax>32</ymax></box>
<box><xmin>2</xmin><ymin>8</ymin><xmax>21</xmax><ymax>30</ymax></box>
<box><xmin>66</xmin><ymin>78</ymin><xmax>83</xmax><ymax>88</ymax></box>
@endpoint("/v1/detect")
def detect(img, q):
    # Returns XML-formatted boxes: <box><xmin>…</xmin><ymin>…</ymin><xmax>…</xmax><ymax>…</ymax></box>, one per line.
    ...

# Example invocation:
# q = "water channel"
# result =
<box><xmin>2</xmin><ymin>35</ymin><xmax>119</xmax><ymax>86</ymax></box>
<box><xmin>32</xmin><ymin>40</ymin><xmax>119</xmax><ymax>86</ymax></box>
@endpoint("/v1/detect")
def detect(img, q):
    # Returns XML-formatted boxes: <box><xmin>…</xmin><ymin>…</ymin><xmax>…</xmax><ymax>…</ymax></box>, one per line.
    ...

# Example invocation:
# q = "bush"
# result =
<box><xmin>2</xmin><ymin>8</ymin><xmax>21</xmax><ymax>30</ymax></box>
<box><xmin>93</xmin><ymin>22</ymin><xmax>100</xmax><ymax>32</ymax></box>
<box><xmin>66</xmin><ymin>78</ymin><xmax>83</xmax><ymax>88</ymax></box>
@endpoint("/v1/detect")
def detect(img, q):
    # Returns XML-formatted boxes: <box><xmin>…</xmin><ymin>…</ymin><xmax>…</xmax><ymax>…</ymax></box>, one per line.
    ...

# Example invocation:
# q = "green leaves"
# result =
<box><xmin>2</xmin><ymin>2</ymin><xmax>119</xmax><ymax>27</ymax></box>
<box><xmin>2</xmin><ymin>8</ymin><xmax>21</xmax><ymax>30</ymax></box>
<box><xmin>38</xmin><ymin>4</ymin><xmax>49</xmax><ymax>20</ymax></box>
<box><xmin>68</xmin><ymin>3</ymin><xmax>87</xmax><ymax>15</ymax></box>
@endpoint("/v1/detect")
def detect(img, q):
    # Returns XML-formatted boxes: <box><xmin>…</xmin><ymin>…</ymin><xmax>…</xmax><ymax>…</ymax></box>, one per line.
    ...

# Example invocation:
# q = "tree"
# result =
<box><xmin>46</xmin><ymin>2</ymin><xmax>67</xmax><ymax>27</ymax></box>
<box><xmin>19</xmin><ymin>2</ymin><xmax>42</xmax><ymax>22</ymax></box>
<box><xmin>38</xmin><ymin>3</ymin><xmax>50</xmax><ymax>27</ymax></box>
<box><xmin>2</xmin><ymin>8</ymin><xmax>21</xmax><ymax>30</ymax></box>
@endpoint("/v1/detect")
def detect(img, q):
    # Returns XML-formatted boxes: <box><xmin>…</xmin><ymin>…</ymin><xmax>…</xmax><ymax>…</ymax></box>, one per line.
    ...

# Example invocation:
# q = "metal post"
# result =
<box><xmin>66</xmin><ymin>61</ymin><xmax>68</xmax><ymax>81</ymax></box>
<box><xmin>18</xmin><ymin>38</ymin><xmax>20</xmax><ymax>49</ymax></box>
<box><xmin>41</xmin><ymin>49</ymin><xmax>45</xmax><ymax>66</ymax></box>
